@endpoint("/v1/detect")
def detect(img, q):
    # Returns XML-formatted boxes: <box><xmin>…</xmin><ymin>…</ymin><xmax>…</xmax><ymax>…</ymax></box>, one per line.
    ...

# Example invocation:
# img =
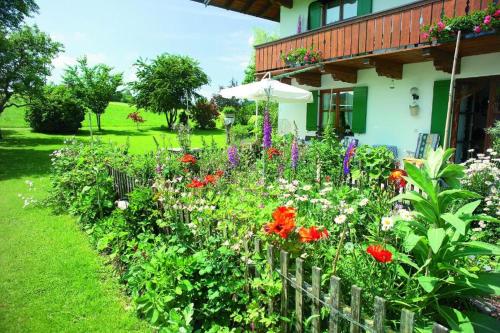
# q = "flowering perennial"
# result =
<box><xmin>227</xmin><ymin>146</ymin><xmax>240</xmax><ymax>168</ymax></box>
<box><xmin>180</xmin><ymin>154</ymin><xmax>197</xmax><ymax>165</ymax></box>
<box><xmin>343</xmin><ymin>141</ymin><xmax>356</xmax><ymax>175</ymax></box>
<box><xmin>298</xmin><ymin>226</ymin><xmax>329</xmax><ymax>243</ymax></box>
<box><xmin>367</xmin><ymin>245</ymin><xmax>393</xmax><ymax>263</ymax></box>
<box><xmin>264</xmin><ymin>206</ymin><xmax>296</xmax><ymax>239</ymax></box>
<box><xmin>389</xmin><ymin>169</ymin><xmax>407</xmax><ymax>189</ymax></box>
<box><xmin>267</xmin><ymin>147</ymin><xmax>281</xmax><ymax>160</ymax></box>
<box><xmin>263</xmin><ymin>110</ymin><xmax>272</xmax><ymax>149</ymax></box>
<box><xmin>291</xmin><ymin>139</ymin><xmax>299</xmax><ymax>170</ymax></box>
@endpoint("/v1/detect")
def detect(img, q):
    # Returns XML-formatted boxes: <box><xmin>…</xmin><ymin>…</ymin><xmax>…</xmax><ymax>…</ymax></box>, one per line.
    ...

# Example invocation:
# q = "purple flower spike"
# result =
<box><xmin>263</xmin><ymin>110</ymin><xmax>272</xmax><ymax>149</ymax></box>
<box><xmin>343</xmin><ymin>141</ymin><xmax>357</xmax><ymax>175</ymax></box>
<box><xmin>228</xmin><ymin>146</ymin><xmax>240</xmax><ymax>168</ymax></box>
<box><xmin>291</xmin><ymin>139</ymin><xmax>299</xmax><ymax>170</ymax></box>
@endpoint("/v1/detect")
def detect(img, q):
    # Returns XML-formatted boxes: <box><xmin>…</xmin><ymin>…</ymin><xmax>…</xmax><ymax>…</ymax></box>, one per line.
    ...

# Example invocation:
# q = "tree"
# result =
<box><xmin>25</xmin><ymin>84</ymin><xmax>85</xmax><ymax>134</ymax></box>
<box><xmin>130</xmin><ymin>54</ymin><xmax>209</xmax><ymax>129</ymax></box>
<box><xmin>63</xmin><ymin>57</ymin><xmax>123</xmax><ymax>131</ymax></box>
<box><xmin>0</xmin><ymin>25</ymin><xmax>62</xmax><ymax>116</ymax></box>
<box><xmin>191</xmin><ymin>97</ymin><xmax>219</xmax><ymax>129</ymax></box>
<box><xmin>0</xmin><ymin>0</ymin><xmax>39</xmax><ymax>31</ymax></box>
<box><xmin>243</xmin><ymin>28</ymin><xmax>278</xmax><ymax>84</ymax></box>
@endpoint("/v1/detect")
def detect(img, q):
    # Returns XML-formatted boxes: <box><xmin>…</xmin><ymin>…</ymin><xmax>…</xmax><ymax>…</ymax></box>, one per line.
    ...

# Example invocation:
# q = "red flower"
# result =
<box><xmin>298</xmin><ymin>226</ymin><xmax>329</xmax><ymax>243</ymax></box>
<box><xmin>366</xmin><ymin>245</ymin><xmax>393</xmax><ymax>263</ymax></box>
<box><xmin>325</xmin><ymin>176</ymin><xmax>331</xmax><ymax>182</ymax></box>
<box><xmin>187</xmin><ymin>179</ymin><xmax>205</xmax><ymax>188</ymax></box>
<box><xmin>204</xmin><ymin>174</ymin><xmax>217</xmax><ymax>185</ymax></box>
<box><xmin>264</xmin><ymin>206</ymin><xmax>296</xmax><ymax>239</ymax></box>
<box><xmin>180</xmin><ymin>154</ymin><xmax>197</xmax><ymax>164</ymax></box>
<box><xmin>215</xmin><ymin>170</ymin><xmax>224</xmax><ymax>177</ymax></box>
<box><xmin>388</xmin><ymin>169</ymin><xmax>408</xmax><ymax>188</ymax></box>
<box><xmin>267</xmin><ymin>147</ymin><xmax>281</xmax><ymax>160</ymax></box>
<box><xmin>494</xmin><ymin>9</ymin><xmax>500</xmax><ymax>18</ymax></box>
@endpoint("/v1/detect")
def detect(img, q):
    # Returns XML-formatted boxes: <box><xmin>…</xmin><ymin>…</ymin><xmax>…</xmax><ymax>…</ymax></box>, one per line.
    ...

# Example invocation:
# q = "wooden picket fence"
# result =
<box><xmin>106</xmin><ymin>167</ymin><xmax>447</xmax><ymax>332</ymax></box>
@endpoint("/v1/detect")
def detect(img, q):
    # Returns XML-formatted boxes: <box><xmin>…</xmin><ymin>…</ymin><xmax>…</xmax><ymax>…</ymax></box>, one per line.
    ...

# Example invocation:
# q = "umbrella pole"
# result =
<box><xmin>443</xmin><ymin>30</ymin><xmax>462</xmax><ymax>150</ymax></box>
<box><xmin>255</xmin><ymin>102</ymin><xmax>258</xmax><ymax>140</ymax></box>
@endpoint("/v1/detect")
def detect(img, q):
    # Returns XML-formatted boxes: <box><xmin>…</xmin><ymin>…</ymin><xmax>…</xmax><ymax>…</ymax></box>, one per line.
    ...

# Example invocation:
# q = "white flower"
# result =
<box><xmin>285</xmin><ymin>200</ymin><xmax>294</xmax><ymax>206</ymax></box>
<box><xmin>292</xmin><ymin>180</ymin><xmax>299</xmax><ymax>186</ymax></box>
<box><xmin>116</xmin><ymin>200</ymin><xmax>129</xmax><ymax>210</ymax></box>
<box><xmin>478</xmin><ymin>221</ymin><xmax>486</xmax><ymax>228</ymax></box>
<box><xmin>381</xmin><ymin>216</ymin><xmax>394</xmax><ymax>231</ymax></box>
<box><xmin>399</xmin><ymin>209</ymin><xmax>413</xmax><ymax>221</ymax></box>
<box><xmin>345</xmin><ymin>207</ymin><xmax>355</xmax><ymax>215</ymax></box>
<box><xmin>334</xmin><ymin>214</ymin><xmax>347</xmax><ymax>224</ymax></box>
<box><xmin>359</xmin><ymin>198</ymin><xmax>369</xmax><ymax>206</ymax></box>
<box><xmin>302</xmin><ymin>185</ymin><xmax>312</xmax><ymax>191</ymax></box>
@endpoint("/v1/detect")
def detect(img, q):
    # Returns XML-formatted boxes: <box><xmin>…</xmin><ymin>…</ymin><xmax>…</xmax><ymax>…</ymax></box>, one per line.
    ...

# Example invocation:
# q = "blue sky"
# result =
<box><xmin>28</xmin><ymin>0</ymin><xmax>277</xmax><ymax>97</ymax></box>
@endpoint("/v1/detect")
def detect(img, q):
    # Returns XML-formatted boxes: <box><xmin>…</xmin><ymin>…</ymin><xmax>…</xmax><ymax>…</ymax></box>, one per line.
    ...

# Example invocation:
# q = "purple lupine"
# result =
<box><xmin>291</xmin><ymin>139</ymin><xmax>299</xmax><ymax>170</ymax></box>
<box><xmin>263</xmin><ymin>110</ymin><xmax>272</xmax><ymax>149</ymax></box>
<box><xmin>343</xmin><ymin>141</ymin><xmax>357</xmax><ymax>175</ymax></box>
<box><xmin>228</xmin><ymin>145</ymin><xmax>240</xmax><ymax>168</ymax></box>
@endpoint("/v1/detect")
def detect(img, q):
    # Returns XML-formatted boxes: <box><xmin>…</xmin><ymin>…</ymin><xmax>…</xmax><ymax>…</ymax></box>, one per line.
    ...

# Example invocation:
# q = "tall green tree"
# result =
<box><xmin>130</xmin><ymin>54</ymin><xmax>209</xmax><ymax>129</ymax></box>
<box><xmin>0</xmin><ymin>0</ymin><xmax>39</xmax><ymax>31</ymax></box>
<box><xmin>243</xmin><ymin>28</ymin><xmax>278</xmax><ymax>84</ymax></box>
<box><xmin>0</xmin><ymin>25</ymin><xmax>62</xmax><ymax>115</ymax></box>
<box><xmin>63</xmin><ymin>57</ymin><xmax>123</xmax><ymax>131</ymax></box>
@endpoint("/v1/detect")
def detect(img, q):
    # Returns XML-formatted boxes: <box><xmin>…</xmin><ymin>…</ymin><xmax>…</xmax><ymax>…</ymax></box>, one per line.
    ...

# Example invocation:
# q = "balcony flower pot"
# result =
<box><xmin>464</xmin><ymin>28</ymin><xmax>497</xmax><ymax>39</ymax></box>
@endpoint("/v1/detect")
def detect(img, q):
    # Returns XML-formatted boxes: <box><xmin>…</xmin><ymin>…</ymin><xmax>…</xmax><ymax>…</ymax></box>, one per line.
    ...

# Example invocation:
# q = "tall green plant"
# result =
<box><xmin>393</xmin><ymin>148</ymin><xmax>499</xmax><ymax>331</ymax></box>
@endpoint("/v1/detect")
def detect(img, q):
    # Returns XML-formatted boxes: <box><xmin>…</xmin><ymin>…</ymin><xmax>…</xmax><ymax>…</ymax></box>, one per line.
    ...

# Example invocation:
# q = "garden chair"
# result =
<box><xmin>403</xmin><ymin>133</ymin><xmax>440</xmax><ymax>168</ymax></box>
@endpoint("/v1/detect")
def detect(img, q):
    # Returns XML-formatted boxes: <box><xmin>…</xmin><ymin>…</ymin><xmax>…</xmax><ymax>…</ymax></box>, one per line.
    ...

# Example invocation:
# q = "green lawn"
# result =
<box><xmin>0</xmin><ymin>103</ymin><xmax>225</xmax><ymax>332</ymax></box>
<box><xmin>0</xmin><ymin>102</ymin><xmax>226</xmax><ymax>154</ymax></box>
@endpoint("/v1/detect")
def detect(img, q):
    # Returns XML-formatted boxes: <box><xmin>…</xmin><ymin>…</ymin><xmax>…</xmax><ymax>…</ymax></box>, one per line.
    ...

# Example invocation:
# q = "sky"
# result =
<box><xmin>28</xmin><ymin>0</ymin><xmax>278</xmax><ymax>97</ymax></box>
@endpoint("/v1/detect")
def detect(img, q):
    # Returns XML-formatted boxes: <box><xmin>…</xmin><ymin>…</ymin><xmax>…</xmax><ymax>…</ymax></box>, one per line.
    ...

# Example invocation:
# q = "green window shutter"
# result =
<box><xmin>352</xmin><ymin>86</ymin><xmax>368</xmax><ymax>133</ymax></box>
<box><xmin>308</xmin><ymin>1</ymin><xmax>322</xmax><ymax>30</ymax></box>
<box><xmin>306</xmin><ymin>91</ymin><xmax>319</xmax><ymax>131</ymax></box>
<box><xmin>357</xmin><ymin>0</ymin><xmax>372</xmax><ymax>16</ymax></box>
<box><xmin>430</xmin><ymin>80</ymin><xmax>451</xmax><ymax>146</ymax></box>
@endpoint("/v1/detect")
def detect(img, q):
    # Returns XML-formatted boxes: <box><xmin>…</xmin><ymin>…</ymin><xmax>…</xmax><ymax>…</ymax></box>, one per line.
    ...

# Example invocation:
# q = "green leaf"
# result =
<box><xmin>441</xmin><ymin>213</ymin><xmax>467</xmax><ymax>235</ymax></box>
<box><xmin>453</xmin><ymin>273</ymin><xmax>500</xmax><ymax>296</ymax></box>
<box><xmin>403</xmin><ymin>162</ymin><xmax>437</xmax><ymax>205</ymax></box>
<box><xmin>418</xmin><ymin>276</ymin><xmax>439</xmax><ymax>293</ymax></box>
<box><xmin>466</xmin><ymin>311</ymin><xmax>500</xmax><ymax>333</ymax></box>
<box><xmin>175</xmin><ymin>286</ymin><xmax>182</xmax><ymax>295</ymax></box>
<box><xmin>428</xmin><ymin>228</ymin><xmax>446</xmax><ymax>254</ymax></box>
<box><xmin>403</xmin><ymin>232</ymin><xmax>423</xmax><ymax>252</ymax></box>
<box><xmin>438</xmin><ymin>190</ymin><xmax>481</xmax><ymax>211</ymax></box>
<box><xmin>437</xmin><ymin>306</ymin><xmax>474</xmax><ymax>332</ymax></box>
<box><xmin>455</xmin><ymin>200</ymin><xmax>481</xmax><ymax>217</ymax></box>
<box><xmin>448</xmin><ymin>241</ymin><xmax>500</xmax><ymax>259</ymax></box>
<box><xmin>151</xmin><ymin>309</ymin><xmax>160</xmax><ymax>324</ymax></box>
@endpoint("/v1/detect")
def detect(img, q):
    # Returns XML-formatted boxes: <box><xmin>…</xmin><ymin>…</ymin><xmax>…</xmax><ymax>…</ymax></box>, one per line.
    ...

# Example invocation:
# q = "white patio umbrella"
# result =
<box><xmin>219</xmin><ymin>73</ymin><xmax>313</xmax><ymax>103</ymax></box>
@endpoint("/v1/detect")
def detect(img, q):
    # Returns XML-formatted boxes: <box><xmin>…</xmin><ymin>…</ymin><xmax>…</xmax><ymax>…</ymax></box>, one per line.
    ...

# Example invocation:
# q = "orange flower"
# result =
<box><xmin>298</xmin><ymin>226</ymin><xmax>329</xmax><ymax>243</ymax></box>
<box><xmin>264</xmin><ymin>206</ymin><xmax>296</xmax><ymax>239</ymax></box>
<box><xmin>366</xmin><ymin>245</ymin><xmax>393</xmax><ymax>263</ymax></box>
<box><xmin>204</xmin><ymin>174</ymin><xmax>217</xmax><ymax>185</ymax></box>
<box><xmin>388</xmin><ymin>169</ymin><xmax>408</xmax><ymax>188</ymax></box>
<box><xmin>180</xmin><ymin>154</ymin><xmax>197</xmax><ymax>164</ymax></box>
<box><xmin>187</xmin><ymin>179</ymin><xmax>204</xmax><ymax>188</ymax></box>
<box><xmin>267</xmin><ymin>147</ymin><xmax>281</xmax><ymax>160</ymax></box>
<box><xmin>215</xmin><ymin>170</ymin><xmax>224</xmax><ymax>177</ymax></box>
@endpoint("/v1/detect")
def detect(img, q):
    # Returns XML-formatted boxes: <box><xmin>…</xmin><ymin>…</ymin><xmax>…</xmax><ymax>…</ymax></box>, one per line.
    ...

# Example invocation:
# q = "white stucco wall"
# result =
<box><xmin>280</xmin><ymin>0</ymin><xmax>418</xmax><ymax>37</ymax></box>
<box><xmin>278</xmin><ymin>52</ymin><xmax>500</xmax><ymax>158</ymax></box>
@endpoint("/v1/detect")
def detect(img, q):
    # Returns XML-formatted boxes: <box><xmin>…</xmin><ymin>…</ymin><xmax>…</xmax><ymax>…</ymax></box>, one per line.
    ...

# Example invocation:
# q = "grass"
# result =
<box><xmin>0</xmin><ymin>130</ymin><xmax>151</xmax><ymax>332</ymax></box>
<box><xmin>0</xmin><ymin>102</ymin><xmax>226</xmax><ymax>331</ymax></box>
<box><xmin>0</xmin><ymin>102</ymin><xmax>226</xmax><ymax>154</ymax></box>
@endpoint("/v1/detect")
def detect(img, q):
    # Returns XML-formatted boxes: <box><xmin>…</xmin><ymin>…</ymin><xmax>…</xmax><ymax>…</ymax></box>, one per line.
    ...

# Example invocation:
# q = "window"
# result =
<box><xmin>310</xmin><ymin>0</ymin><xmax>359</xmax><ymax>26</ymax></box>
<box><xmin>319</xmin><ymin>89</ymin><xmax>354</xmax><ymax>135</ymax></box>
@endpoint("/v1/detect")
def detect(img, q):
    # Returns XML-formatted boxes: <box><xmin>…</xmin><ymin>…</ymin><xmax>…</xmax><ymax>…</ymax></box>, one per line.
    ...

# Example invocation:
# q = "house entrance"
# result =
<box><xmin>451</xmin><ymin>76</ymin><xmax>500</xmax><ymax>162</ymax></box>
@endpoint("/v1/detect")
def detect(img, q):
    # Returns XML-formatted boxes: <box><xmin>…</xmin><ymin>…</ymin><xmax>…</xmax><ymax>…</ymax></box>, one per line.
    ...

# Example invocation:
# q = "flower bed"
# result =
<box><xmin>47</xmin><ymin>133</ymin><xmax>499</xmax><ymax>332</ymax></box>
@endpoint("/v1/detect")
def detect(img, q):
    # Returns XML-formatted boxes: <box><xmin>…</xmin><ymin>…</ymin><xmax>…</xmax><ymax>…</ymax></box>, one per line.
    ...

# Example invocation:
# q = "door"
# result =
<box><xmin>319</xmin><ymin>88</ymin><xmax>354</xmax><ymax>137</ymax></box>
<box><xmin>452</xmin><ymin>76</ymin><xmax>499</xmax><ymax>162</ymax></box>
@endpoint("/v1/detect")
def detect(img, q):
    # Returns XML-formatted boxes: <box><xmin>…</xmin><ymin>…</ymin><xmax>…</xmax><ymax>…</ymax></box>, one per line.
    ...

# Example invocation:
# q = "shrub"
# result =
<box><xmin>231</xmin><ymin>124</ymin><xmax>250</xmax><ymax>142</ymax></box>
<box><xmin>191</xmin><ymin>98</ymin><xmax>219</xmax><ymax>129</ymax></box>
<box><xmin>25</xmin><ymin>85</ymin><xmax>85</xmax><ymax>133</ymax></box>
<box><xmin>487</xmin><ymin>120</ymin><xmax>500</xmax><ymax>153</ymax></box>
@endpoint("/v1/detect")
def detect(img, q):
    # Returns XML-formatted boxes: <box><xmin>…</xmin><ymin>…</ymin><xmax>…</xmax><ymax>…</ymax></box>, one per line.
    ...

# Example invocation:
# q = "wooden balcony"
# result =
<box><xmin>255</xmin><ymin>0</ymin><xmax>500</xmax><ymax>83</ymax></box>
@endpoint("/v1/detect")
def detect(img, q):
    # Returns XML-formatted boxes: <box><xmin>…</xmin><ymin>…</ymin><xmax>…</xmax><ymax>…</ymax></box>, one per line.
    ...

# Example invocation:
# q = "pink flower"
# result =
<box><xmin>494</xmin><ymin>9</ymin><xmax>500</xmax><ymax>18</ymax></box>
<box><xmin>304</xmin><ymin>55</ymin><xmax>309</xmax><ymax>62</ymax></box>
<box><xmin>421</xmin><ymin>32</ymin><xmax>430</xmax><ymax>40</ymax></box>
<box><xmin>484</xmin><ymin>15</ymin><xmax>492</xmax><ymax>25</ymax></box>
<box><xmin>437</xmin><ymin>21</ymin><xmax>445</xmax><ymax>32</ymax></box>
<box><xmin>474</xmin><ymin>26</ymin><xmax>481</xmax><ymax>34</ymax></box>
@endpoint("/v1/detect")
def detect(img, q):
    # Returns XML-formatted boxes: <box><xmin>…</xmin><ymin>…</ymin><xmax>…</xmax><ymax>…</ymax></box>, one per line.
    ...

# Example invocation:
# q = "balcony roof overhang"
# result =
<box><xmin>190</xmin><ymin>0</ymin><xmax>292</xmax><ymax>22</ymax></box>
<box><xmin>257</xmin><ymin>33</ymin><xmax>500</xmax><ymax>86</ymax></box>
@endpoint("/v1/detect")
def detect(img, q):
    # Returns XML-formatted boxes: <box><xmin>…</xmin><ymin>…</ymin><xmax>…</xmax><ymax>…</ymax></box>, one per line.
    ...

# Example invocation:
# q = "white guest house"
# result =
<box><xmin>192</xmin><ymin>0</ymin><xmax>500</xmax><ymax>162</ymax></box>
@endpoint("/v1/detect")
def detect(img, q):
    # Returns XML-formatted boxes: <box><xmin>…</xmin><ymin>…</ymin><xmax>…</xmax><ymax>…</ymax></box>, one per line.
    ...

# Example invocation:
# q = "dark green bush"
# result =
<box><xmin>25</xmin><ymin>85</ymin><xmax>85</xmax><ymax>133</ymax></box>
<box><xmin>191</xmin><ymin>97</ymin><xmax>219</xmax><ymax>129</ymax></box>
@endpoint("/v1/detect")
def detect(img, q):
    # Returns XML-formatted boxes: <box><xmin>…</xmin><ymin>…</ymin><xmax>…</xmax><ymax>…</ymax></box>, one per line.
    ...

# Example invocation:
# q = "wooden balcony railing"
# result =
<box><xmin>255</xmin><ymin>0</ymin><xmax>492</xmax><ymax>74</ymax></box>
